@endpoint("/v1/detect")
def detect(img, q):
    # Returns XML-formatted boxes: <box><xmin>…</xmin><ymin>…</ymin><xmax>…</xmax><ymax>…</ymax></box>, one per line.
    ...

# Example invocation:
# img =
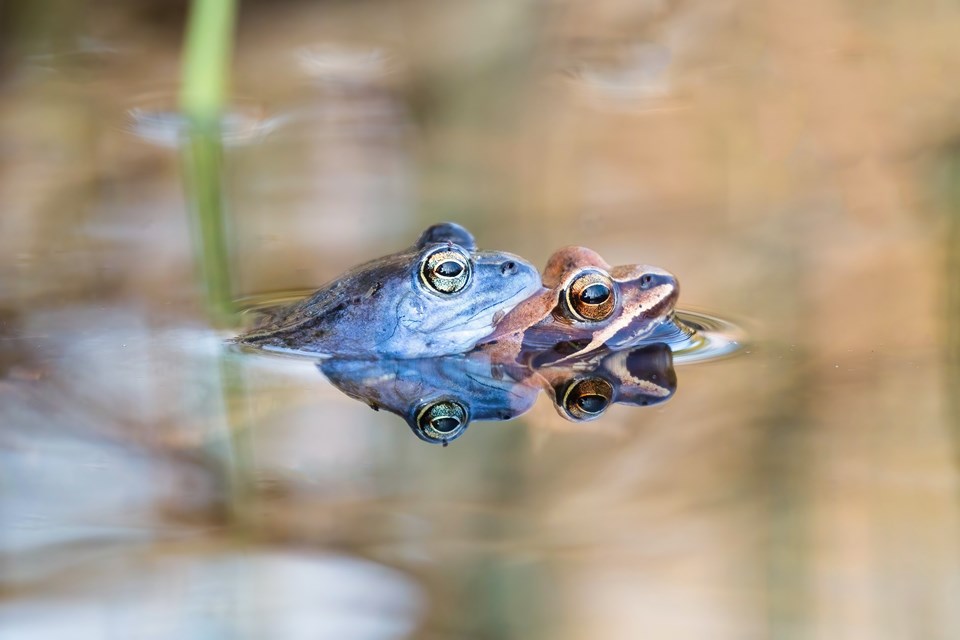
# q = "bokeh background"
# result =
<box><xmin>2</xmin><ymin>0</ymin><xmax>960</xmax><ymax>638</ymax></box>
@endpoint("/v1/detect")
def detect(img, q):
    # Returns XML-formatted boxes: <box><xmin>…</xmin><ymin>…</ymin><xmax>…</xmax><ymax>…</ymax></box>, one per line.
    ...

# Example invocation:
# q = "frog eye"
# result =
<box><xmin>557</xmin><ymin>377</ymin><xmax>615</xmax><ymax>421</ymax></box>
<box><xmin>564</xmin><ymin>269</ymin><xmax>616</xmax><ymax>322</ymax></box>
<box><xmin>420</xmin><ymin>248</ymin><xmax>472</xmax><ymax>295</ymax></box>
<box><xmin>415</xmin><ymin>399</ymin><xmax>469</xmax><ymax>442</ymax></box>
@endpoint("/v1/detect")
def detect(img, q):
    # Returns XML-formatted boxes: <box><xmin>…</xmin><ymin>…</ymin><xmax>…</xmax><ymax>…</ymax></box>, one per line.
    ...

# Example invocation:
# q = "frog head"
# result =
<box><xmin>479</xmin><ymin>246</ymin><xmax>679</xmax><ymax>361</ymax></box>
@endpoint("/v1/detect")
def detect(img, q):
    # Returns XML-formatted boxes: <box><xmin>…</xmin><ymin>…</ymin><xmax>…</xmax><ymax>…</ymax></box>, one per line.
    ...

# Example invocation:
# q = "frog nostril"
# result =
<box><xmin>501</xmin><ymin>261</ymin><xmax>517</xmax><ymax>275</ymax></box>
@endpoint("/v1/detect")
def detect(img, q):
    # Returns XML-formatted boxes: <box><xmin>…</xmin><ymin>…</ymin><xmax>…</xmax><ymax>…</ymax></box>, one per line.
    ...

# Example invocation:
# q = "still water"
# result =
<box><xmin>3</xmin><ymin>1</ymin><xmax>960</xmax><ymax>638</ymax></box>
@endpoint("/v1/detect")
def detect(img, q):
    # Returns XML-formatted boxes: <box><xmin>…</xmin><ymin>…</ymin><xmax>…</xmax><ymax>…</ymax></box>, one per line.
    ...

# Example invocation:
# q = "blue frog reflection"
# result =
<box><xmin>319</xmin><ymin>350</ymin><xmax>538</xmax><ymax>445</ymax></box>
<box><xmin>319</xmin><ymin>343</ymin><xmax>677</xmax><ymax>445</ymax></box>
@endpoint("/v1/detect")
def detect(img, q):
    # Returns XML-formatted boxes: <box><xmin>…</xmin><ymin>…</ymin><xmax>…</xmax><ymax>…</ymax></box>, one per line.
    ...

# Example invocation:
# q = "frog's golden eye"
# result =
<box><xmin>558</xmin><ymin>377</ymin><xmax>615</xmax><ymax>421</ymax></box>
<box><xmin>564</xmin><ymin>269</ymin><xmax>616</xmax><ymax>322</ymax></box>
<box><xmin>420</xmin><ymin>248</ymin><xmax>472</xmax><ymax>295</ymax></box>
<box><xmin>415</xmin><ymin>399</ymin><xmax>469</xmax><ymax>442</ymax></box>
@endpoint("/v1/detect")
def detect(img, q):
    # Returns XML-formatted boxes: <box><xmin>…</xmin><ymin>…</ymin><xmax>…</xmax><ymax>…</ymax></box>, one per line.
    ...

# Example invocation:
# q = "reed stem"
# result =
<box><xmin>179</xmin><ymin>0</ymin><xmax>239</xmax><ymax>325</ymax></box>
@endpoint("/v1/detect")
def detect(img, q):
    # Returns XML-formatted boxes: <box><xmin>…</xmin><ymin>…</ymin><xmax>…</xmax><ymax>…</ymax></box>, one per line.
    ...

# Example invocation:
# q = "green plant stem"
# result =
<box><xmin>181</xmin><ymin>0</ymin><xmax>238</xmax><ymax>124</ymax></box>
<box><xmin>179</xmin><ymin>0</ymin><xmax>239</xmax><ymax>325</ymax></box>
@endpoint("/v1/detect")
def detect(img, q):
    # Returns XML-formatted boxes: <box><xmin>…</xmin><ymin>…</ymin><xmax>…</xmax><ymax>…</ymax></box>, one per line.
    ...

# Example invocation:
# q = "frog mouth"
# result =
<box><xmin>468</xmin><ymin>285</ymin><xmax>538</xmax><ymax>326</ymax></box>
<box><xmin>428</xmin><ymin>284</ymin><xmax>538</xmax><ymax>343</ymax></box>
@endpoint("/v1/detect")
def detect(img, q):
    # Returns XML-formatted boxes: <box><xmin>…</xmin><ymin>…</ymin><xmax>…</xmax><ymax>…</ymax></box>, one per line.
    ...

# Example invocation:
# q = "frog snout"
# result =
<box><xmin>639</xmin><ymin>272</ymin><xmax>678</xmax><ymax>291</ymax></box>
<box><xmin>478</xmin><ymin>253</ymin><xmax>540</xmax><ymax>299</ymax></box>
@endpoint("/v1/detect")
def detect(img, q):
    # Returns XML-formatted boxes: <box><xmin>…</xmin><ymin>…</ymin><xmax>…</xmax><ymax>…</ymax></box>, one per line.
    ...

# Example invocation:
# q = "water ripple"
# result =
<box><xmin>652</xmin><ymin>310</ymin><xmax>747</xmax><ymax>364</ymax></box>
<box><xmin>124</xmin><ymin>94</ymin><xmax>281</xmax><ymax>147</ymax></box>
<box><xmin>234</xmin><ymin>292</ymin><xmax>746</xmax><ymax>364</ymax></box>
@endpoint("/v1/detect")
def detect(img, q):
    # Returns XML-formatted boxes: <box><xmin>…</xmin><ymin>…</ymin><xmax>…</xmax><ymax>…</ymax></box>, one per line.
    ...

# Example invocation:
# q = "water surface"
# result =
<box><xmin>2</xmin><ymin>1</ymin><xmax>960</xmax><ymax>638</ymax></box>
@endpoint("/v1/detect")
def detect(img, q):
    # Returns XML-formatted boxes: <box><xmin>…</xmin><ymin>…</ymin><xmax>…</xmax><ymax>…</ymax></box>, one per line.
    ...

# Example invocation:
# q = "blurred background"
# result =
<box><xmin>2</xmin><ymin>0</ymin><xmax>960</xmax><ymax>637</ymax></box>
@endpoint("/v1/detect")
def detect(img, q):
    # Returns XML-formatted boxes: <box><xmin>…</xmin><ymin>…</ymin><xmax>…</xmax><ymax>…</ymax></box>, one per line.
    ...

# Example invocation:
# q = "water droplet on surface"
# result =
<box><xmin>296</xmin><ymin>45</ymin><xmax>397</xmax><ymax>84</ymax></box>
<box><xmin>566</xmin><ymin>41</ymin><xmax>675</xmax><ymax>105</ymax></box>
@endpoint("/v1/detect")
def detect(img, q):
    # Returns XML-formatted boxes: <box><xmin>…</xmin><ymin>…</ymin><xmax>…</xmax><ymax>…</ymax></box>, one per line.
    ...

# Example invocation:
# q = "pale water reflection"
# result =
<box><xmin>0</xmin><ymin>549</ymin><xmax>422</xmax><ymax>640</ymax></box>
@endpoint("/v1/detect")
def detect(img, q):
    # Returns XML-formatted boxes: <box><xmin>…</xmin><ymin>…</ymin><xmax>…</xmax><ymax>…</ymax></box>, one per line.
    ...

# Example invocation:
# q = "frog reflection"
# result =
<box><xmin>238</xmin><ymin>223</ymin><xmax>541</xmax><ymax>359</ymax></box>
<box><xmin>532</xmin><ymin>342</ymin><xmax>676</xmax><ymax>422</ymax></box>
<box><xmin>318</xmin><ymin>351</ymin><xmax>540</xmax><ymax>445</ymax></box>
<box><xmin>318</xmin><ymin>343</ymin><xmax>677</xmax><ymax>444</ymax></box>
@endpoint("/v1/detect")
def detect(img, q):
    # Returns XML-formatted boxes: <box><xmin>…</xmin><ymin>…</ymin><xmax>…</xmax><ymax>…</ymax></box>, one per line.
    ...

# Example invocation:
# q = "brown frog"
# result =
<box><xmin>478</xmin><ymin>246</ymin><xmax>679</xmax><ymax>363</ymax></box>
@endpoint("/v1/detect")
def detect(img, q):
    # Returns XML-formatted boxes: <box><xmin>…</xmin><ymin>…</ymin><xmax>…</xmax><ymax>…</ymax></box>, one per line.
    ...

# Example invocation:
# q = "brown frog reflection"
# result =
<box><xmin>531</xmin><ymin>342</ymin><xmax>676</xmax><ymax>422</ymax></box>
<box><xmin>318</xmin><ymin>342</ymin><xmax>677</xmax><ymax>445</ymax></box>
